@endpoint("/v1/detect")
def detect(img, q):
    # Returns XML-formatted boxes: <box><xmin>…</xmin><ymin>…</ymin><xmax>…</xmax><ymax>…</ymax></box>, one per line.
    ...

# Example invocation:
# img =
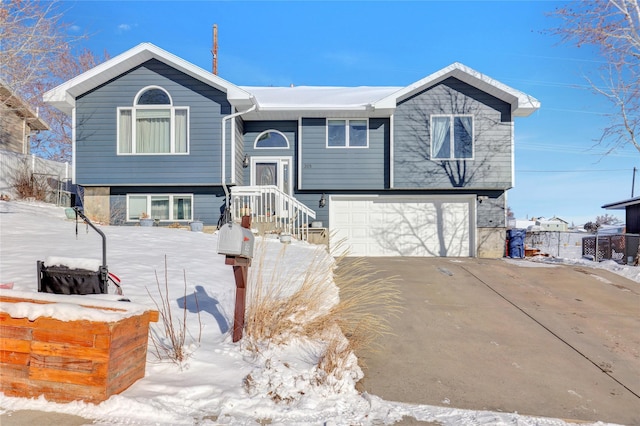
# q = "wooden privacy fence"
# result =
<box><xmin>582</xmin><ymin>234</ymin><xmax>639</xmax><ymax>264</ymax></box>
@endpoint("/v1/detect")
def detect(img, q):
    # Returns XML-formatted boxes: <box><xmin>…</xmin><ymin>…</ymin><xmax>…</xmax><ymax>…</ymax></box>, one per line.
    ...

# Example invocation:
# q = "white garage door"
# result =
<box><xmin>329</xmin><ymin>195</ymin><xmax>475</xmax><ymax>257</ymax></box>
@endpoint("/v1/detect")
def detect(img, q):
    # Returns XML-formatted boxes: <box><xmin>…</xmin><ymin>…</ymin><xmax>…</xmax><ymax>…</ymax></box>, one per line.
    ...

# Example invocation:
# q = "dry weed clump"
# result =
<box><xmin>244</xmin><ymin>240</ymin><xmax>402</xmax><ymax>388</ymax></box>
<box><xmin>307</xmin><ymin>254</ymin><xmax>402</xmax><ymax>381</ymax></box>
<box><xmin>12</xmin><ymin>160</ymin><xmax>48</xmax><ymax>200</ymax></box>
<box><xmin>244</xmin><ymin>242</ymin><xmax>337</xmax><ymax>344</ymax></box>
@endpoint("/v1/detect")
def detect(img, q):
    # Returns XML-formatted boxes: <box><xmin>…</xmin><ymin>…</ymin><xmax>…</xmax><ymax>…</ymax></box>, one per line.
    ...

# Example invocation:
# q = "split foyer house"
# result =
<box><xmin>44</xmin><ymin>43</ymin><xmax>540</xmax><ymax>258</ymax></box>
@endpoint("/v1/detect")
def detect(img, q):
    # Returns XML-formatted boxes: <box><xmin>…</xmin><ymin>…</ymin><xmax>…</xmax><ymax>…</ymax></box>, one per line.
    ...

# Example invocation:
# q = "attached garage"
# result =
<box><xmin>329</xmin><ymin>195</ymin><xmax>476</xmax><ymax>257</ymax></box>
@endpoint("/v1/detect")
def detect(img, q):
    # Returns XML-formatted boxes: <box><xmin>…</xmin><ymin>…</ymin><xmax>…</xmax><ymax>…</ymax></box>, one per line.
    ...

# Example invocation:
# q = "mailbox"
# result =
<box><xmin>217</xmin><ymin>222</ymin><xmax>254</xmax><ymax>259</ymax></box>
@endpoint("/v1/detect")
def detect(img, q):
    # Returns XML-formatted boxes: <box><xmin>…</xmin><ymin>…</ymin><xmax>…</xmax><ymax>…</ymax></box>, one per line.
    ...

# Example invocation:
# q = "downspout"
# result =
<box><xmin>221</xmin><ymin>102</ymin><xmax>257</xmax><ymax>213</ymax></box>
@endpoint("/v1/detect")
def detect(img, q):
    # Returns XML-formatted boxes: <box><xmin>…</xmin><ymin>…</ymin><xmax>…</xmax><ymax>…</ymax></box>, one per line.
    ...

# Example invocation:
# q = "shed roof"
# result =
<box><xmin>602</xmin><ymin>196</ymin><xmax>640</xmax><ymax>210</ymax></box>
<box><xmin>0</xmin><ymin>82</ymin><xmax>49</xmax><ymax>131</ymax></box>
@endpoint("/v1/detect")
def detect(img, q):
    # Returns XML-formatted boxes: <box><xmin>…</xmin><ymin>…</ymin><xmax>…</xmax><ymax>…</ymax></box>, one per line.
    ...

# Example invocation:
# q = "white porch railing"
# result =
<box><xmin>230</xmin><ymin>185</ymin><xmax>316</xmax><ymax>241</ymax></box>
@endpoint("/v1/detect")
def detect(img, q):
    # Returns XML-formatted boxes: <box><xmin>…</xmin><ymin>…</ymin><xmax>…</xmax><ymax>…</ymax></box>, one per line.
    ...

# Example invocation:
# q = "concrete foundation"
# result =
<box><xmin>477</xmin><ymin>227</ymin><xmax>506</xmax><ymax>258</ymax></box>
<box><xmin>83</xmin><ymin>187</ymin><xmax>111</xmax><ymax>224</ymax></box>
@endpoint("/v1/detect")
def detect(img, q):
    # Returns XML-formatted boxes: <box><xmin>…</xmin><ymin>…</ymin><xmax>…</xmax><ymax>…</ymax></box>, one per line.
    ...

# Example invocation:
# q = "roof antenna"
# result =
<box><xmin>211</xmin><ymin>24</ymin><xmax>218</xmax><ymax>75</ymax></box>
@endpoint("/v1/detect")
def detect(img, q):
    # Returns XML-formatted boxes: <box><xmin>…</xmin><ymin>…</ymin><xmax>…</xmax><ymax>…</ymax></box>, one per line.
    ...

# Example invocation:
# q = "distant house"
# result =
<box><xmin>43</xmin><ymin>43</ymin><xmax>540</xmax><ymax>258</ymax></box>
<box><xmin>0</xmin><ymin>82</ymin><xmax>48</xmax><ymax>154</ymax></box>
<box><xmin>536</xmin><ymin>216</ymin><xmax>569</xmax><ymax>232</ymax></box>
<box><xmin>602</xmin><ymin>197</ymin><xmax>639</xmax><ymax>234</ymax></box>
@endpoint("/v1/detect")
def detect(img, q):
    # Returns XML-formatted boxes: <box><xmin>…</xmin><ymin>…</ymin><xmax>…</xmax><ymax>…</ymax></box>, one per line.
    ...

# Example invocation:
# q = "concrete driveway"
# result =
<box><xmin>354</xmin><ymin>257</ymin><xmax>640</xmax><ymax>425</ymax></box>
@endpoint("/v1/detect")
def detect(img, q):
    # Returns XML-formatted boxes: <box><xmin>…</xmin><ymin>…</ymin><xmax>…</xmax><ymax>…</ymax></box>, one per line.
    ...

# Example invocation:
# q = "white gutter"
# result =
<box><xmin>221</xmin><ymin>103</ymin><xmax>257</xmax><ymax>186</ymax></box>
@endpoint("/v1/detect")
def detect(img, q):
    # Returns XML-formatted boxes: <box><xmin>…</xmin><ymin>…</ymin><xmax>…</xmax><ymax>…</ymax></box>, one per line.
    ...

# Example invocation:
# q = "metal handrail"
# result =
<box><xmin>230</xmin><ymin>185</ymin><xmax>316</xmax><ymax>240</ymax></box>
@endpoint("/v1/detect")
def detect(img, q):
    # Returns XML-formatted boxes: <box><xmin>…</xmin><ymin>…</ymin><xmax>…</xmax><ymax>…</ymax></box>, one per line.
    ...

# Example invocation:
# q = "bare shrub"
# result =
<box><xmin>147</xmin><ymin>256</ymin><xmax>202</xmax><ymax>365</ymax></box>
<box><xmin>244</xmin><ymin>240</ymin><xmax>402</xmax><ymax>386</ymax></box>
<box><xmin>11</xmin><ymin>159</ymin><xmax>47</xmax><ymax>200</ymax></box>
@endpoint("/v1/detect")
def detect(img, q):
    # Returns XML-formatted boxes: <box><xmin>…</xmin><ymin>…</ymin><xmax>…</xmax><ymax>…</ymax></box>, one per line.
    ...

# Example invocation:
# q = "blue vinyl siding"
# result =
<box><xmin>293</xmin><ymin>191</ymin><xmax>329</xmax><ymax>228</ymax></box>
<box><xmin>393</xmin><ymin>77</ymin><xmax>513</xmax><ymax>190</ymax></box>
<box><xmin>234</xmin><ymin>116</ymin><xmax>245</xmax><ymax>185</ymax></box>
<box><xmin>75</xmin><ymin>59</ymin><xmax>230</xmax><ymax>186</ymax></box>
<box><xmin>477</xmin><ymin>190</ymin><xmax>506</xmax><ymax>227</ymax></box>
<box><xmin>300</xmin><ymin>118</ymin><xmax>389</xmax><ymax>190</ymax></box>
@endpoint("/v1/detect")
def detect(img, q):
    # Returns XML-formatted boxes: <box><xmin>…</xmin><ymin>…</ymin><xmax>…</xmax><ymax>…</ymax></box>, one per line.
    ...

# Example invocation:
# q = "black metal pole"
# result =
<box><xmin>73</xmin><ymin>207</ymin><xmax>108</xmax><ymax>291</ymax></box>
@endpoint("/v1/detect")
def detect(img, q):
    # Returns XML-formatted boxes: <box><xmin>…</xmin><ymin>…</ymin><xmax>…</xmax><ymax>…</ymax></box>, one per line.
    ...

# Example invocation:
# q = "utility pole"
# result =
<box><xmin>632</xmin><ymin>167</ymin><xmax>637</xmax><ymax>198</ymax></box>
<box><xmin>211</xmin><ymin>24</ymin><xmax>218</xmax><ymax>75</ymax></box>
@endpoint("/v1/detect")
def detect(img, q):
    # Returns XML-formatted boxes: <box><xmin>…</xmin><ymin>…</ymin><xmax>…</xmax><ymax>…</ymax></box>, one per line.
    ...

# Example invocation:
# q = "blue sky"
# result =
<box><xmin>60</xmin><ymin>0</ymin><xmax>638</xmax><ymax>225</ymax></box>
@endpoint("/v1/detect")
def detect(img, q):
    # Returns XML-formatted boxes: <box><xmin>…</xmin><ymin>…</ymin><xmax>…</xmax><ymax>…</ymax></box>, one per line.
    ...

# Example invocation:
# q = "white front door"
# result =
<box><xmin>250</xmin><ymin>156</ymin><xmax>292</xmax><ymax>195</ymax></box>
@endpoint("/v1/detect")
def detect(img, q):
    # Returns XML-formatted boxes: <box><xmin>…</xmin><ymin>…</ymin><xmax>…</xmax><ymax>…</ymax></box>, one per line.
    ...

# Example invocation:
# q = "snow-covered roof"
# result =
<box><xmin>547</xmin><ymin>216</ymin><xmax>569</xmax><ymax>224</ymax></box>
<box><xmin>239</xmin><ymin>85</ymin><xmax>400</xmax><ymax>119</ymax></box>
<box><xmin>373</xmin><ymin>62</ymin><xmax>540</xmax><ymax>117</ymax></box>
<box><xmin>44</xmin><ymin>43</ymin><xmax>540</xmax><ymax>119</ymax></box>
<box><xmin>602</xmin><ymin>196</ymin><xmax>640</xmax><ymax>210</ymax></box>
<box><xmin>241</xmin><ymin>86</ymin><xmax>399</xmax><ymax>109</ymax></box>
<box><xmin>43</xmin><ymin>43</ymin><xmax>255</xmax><ymax>115</ymax></box>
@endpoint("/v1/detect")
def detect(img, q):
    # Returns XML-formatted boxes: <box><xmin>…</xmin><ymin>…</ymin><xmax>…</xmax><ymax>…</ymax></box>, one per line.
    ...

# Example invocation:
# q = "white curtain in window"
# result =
<box><xmin>175</xmin><ymin>109</ymin><xmax>187</xmax><ymax>153</ymax></box>
<box><xmin>459</xmin><ymin>116</ymin><xmax>472</xmax><ymax>136</ymax></box>
<box><xmin>151</xmin><ymin>196</ymin><xmax>170</xmax><ymax>219</ymax></box>
<box><xmin>137</xmin><ymin>109</ymin><xmax>170</xmax><ymax>153</ymax></box>
<box><xmin>432</xmin><ymin>117</ymin><xmax>450</xmax><ymax>158</ymax></box>
<box><xmin>456</xmin><ymin>116</ymin><xmax>473</xmax><ymax>158</ymax></box>
<box><xmin>173</xmin><ymin>197</ymin><xmax>192</xmax><ymax>220</ymax></box>
<box><xmin>119</xmin><ymin>110</ymin><xmax>132</xmax><ymax>153</ymax></box>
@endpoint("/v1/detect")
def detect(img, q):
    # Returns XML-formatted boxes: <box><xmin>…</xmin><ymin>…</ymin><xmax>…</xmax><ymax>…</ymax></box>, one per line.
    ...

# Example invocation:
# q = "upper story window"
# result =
<box><xmin>326</xmin><ymin>119</ymin><xmax>368</xmax><ymax>148</ymax></box>
<box><xmin>254</xmin><ymin>130</ymin><xmax>290</xmax><ymax>149</ymax></box>
<box><xmin>118</xmin><ymin>86</ymin><xmax>189</xmax><ymax>155</ymax></box>
<box><xmin>431</xmin><ymin>115</ymin><xmax>473</xmax><ymax>159</ymax></box>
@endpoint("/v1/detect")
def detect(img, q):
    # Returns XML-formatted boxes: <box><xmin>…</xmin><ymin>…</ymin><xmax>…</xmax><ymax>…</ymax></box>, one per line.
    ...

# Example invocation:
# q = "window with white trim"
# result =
<box><xmin>254</xmin><ymin>130</ymin><xmax>290</xmax><ymax>149</ymax></box>
<box><xmin>430</xmin><ymin>115</ymin><xmax>473</xmax><ymax>159</ymax></box>
<box><xmin>118</xmin><ymin>86</ymin><xmax>189</xmax><ymax>155</ymax></box>
<box><xmin>127</xmin><ymin>194</ymin><xmax>193</xmax><ymax>221</ymax></box>
<box><xmin>326</xmin><ymin>119</ymin><xmax>368</xmax><ymax>148</ymax></box>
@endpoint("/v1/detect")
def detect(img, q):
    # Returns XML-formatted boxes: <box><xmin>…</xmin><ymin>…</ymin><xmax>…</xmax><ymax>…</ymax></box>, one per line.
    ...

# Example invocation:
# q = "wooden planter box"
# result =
<box><xmin>0</xmin><ymin>291</ymin><xmax>159</xmax><ymax>403</ymax></box>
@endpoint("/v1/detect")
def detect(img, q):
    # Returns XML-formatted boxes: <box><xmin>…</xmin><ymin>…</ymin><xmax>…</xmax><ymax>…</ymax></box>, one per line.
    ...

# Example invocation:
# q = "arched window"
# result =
<box><xmin>136</xmin><ymin>87</ymin><xmax>171</xmax><ymax>105</ymax></box>
<box><xmin>254</xmin><ymin>130</ymin><xmax>290</xmax><ymax>149</ymax></box>
<box><xmin>118</xmin><ymin>86</ymin><xmax>189</xmax><ymax>155</ymax></box>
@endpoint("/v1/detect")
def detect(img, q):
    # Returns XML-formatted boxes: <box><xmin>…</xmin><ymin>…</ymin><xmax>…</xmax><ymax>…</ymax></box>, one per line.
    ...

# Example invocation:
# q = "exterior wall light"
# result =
<box><xmin>319</xmin><ymin>193</ymin><xmax>326</xmax><ymax>208</ymax></box>
<box><xmin>242</xmin><ymin>154</ymin><xmax>249</xmax><ymax>168</ymax></box>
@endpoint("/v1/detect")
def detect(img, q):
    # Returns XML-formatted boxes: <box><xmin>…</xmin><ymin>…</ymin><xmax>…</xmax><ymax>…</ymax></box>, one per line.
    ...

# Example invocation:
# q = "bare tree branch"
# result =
<box><xmin>548</xmin><ymin>0</ymin><xmax>640</xmax><ymax>154</ymax></box>
<box><xmin>0</xmin><ymin>0</ymin><xmax>108</xmax><ymax>161</ymax></box>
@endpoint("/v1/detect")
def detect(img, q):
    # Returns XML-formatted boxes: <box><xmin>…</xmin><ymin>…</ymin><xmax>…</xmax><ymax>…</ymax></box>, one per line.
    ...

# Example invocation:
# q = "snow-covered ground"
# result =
<box><xmin>0</xmin><ymin>200</ymin><xmax>632</xmax><ymax>425</ymax></box>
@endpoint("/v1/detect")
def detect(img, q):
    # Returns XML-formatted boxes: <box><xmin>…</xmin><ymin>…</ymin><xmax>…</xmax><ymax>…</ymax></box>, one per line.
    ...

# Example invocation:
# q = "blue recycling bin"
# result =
<box><xmin>507</xmin><ymin>229</ymin><xmax>526</xmax><ymax>258</ymax></box>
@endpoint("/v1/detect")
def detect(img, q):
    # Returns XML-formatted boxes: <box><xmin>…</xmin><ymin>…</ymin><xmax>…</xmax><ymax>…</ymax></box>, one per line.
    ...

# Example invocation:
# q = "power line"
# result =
<box><xmin>518</xmin><ymin>168</ymin><xmax>629</xmax><ymax>173</ymax></box>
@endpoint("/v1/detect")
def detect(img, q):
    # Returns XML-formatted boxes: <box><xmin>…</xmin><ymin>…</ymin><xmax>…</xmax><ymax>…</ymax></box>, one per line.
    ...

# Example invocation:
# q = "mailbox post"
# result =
<box><xmin>217</xmin><ymin>216</ymin><xmax>254</xmax><ymax>342</ymax></box>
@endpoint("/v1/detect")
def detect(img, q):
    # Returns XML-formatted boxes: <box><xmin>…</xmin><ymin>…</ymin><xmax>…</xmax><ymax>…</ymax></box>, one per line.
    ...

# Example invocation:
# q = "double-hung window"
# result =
<box><xmin>430</xmin><ymin>115</ymin><xmax>473</xmax><ymax>159</ymax></box>
<box><xmin>326</xmin><ymin>119</ymin><xmax>368</xmax><ymax>148</ymax></box>
<box><xmin>118</xmin><ymin>86</ymin><xmax>189</xmax><ymax>155</ymax></box>
<box><xmin>127</xmin><ymin>194</ymin><xmax>193</xmax><ymax>222</ymax></box>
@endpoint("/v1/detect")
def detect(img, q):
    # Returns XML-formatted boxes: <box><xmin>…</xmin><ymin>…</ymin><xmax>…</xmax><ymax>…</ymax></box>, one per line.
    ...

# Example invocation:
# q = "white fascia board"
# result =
<box><xmin>372</xmin><ymin>62</ymin><xmax>540</xmax><ymax>117</ymax></box>
<box><xmin>43</xmin><ymin>43</ymin><xmax>254</xmax><ymax>115</ymax></box>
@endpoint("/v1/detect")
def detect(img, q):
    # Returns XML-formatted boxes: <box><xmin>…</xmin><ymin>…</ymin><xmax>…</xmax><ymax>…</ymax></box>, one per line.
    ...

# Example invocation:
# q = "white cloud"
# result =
<box><xmin>116</xmin><ymin>23</ymin><xmax>132</xmax><ymax>34</ymax></box>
